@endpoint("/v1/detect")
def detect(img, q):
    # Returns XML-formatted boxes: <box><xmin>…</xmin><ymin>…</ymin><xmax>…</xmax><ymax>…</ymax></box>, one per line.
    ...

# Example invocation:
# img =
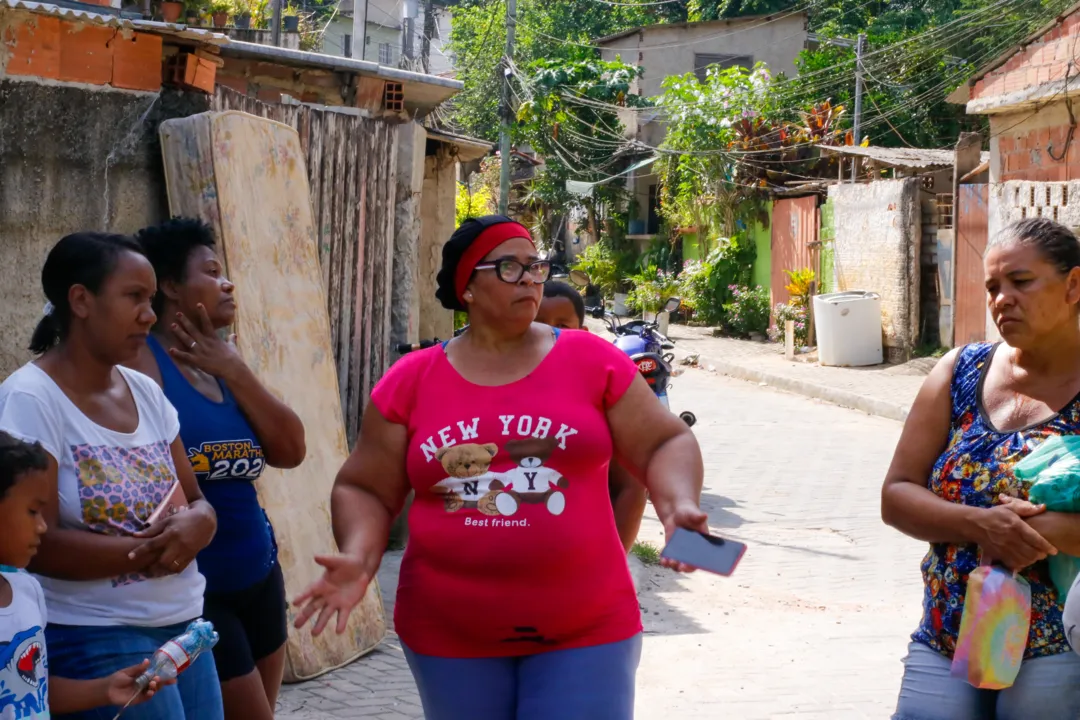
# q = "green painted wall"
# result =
<box><xmin>819</xmin><ymin>197</ymin><xmax>835</xmax><ymax>294</ymax></box>
<box><xmin>751</xmin><ymin>208</ymin><xmax>771</xmax><ymax>289</ymax></box>
<box><xmin>682</xmin><ymin>233</ymin><xmax>701</xmax><ymax>262</ymax></box>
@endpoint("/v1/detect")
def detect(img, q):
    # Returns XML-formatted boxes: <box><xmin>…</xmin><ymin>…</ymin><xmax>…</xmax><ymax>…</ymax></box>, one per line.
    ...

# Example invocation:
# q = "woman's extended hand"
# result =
<box><xmin>130</xmin><ymin>505</ymin><xmax>217</xmax><ymax>574</ymax></box>
<box><xmin>975</xmin><ymin>497</ymin><xmax>1056</xmax><ymax>571</ymax></box>
<box><xmin>104</xmin><ymin>660</ymin><xmax>175</xmax><ymax>707</ymax></box>
<box><xmin>167</xmin><ymin>304</ymin><xmax>244</xmax><ymax>381</ymax></box>
<box><xmin>293</xmin><ymin>554</ymin><xmax>378</xmax><ymax>636</ymax></box>
<box><xmin>659</xmin><ymin>501</ymin><xmax>710</xmax><ymax>573</ymax></box>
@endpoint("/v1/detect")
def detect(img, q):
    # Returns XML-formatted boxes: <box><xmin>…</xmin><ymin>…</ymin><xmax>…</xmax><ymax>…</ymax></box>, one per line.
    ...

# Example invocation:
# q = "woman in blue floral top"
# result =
<box><xmin>882</xmin><ymin>217</ymin><xmax>1080</xmax><ymax>720</ymax></box>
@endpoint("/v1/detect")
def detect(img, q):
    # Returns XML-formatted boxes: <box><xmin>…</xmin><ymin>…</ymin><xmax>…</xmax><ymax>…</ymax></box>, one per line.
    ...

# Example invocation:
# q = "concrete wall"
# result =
<box><xmin>0</xmin><ymin>80</ymin><xmax>209</xmax><ymax>379</ymax></box>
<box><xmin>829</xmin><ymin>179</ymin><xmax>922</xmax><ymax>362</ymax></box>
<box><xmin>419</xmin><ymin>149</ymin><xmax>456</xmax><ymax>342</ymax></box>
<box><xmin>223</xmin><ymin>28</ymin><xmax>300</xmax><ymax>51</ymax></box>
<box><xmin>325</xmin><ymin>16</ymin><xmax>401</xmax><ymax>64</ymax></box>
<box><xmin>324</xmin><ymin>1</ymin><xmax>453</xmax><ymax>74</ymax></box>
<box><xmin>599</xmin><ymin>14</ymin><xmax>806</xmax><ymax>98</ymax></box>
<box><xmin>601</xmin><ymin>14</ymin><xmax>806</xmax><ymax>146</ymax></box>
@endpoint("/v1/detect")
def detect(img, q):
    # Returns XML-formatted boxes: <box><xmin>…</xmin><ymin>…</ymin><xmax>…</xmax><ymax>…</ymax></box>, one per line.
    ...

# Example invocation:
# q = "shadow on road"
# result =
<box><xmin>700</xmin><ymin>491</ymin><xmax>745</xmax><ymax>531</ymax></box>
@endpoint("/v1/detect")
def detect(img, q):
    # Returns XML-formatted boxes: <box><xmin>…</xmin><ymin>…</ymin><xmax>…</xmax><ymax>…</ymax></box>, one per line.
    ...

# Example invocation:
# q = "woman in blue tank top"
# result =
<box><xmin>126</xmin><ymin>218</ymin><xmax>306</xmax><ymax>720</ymax></box>
<box><xmin>882</xmin><ymin>217</ymin><xmax>1080</xmax><ymax>720</ymax></box>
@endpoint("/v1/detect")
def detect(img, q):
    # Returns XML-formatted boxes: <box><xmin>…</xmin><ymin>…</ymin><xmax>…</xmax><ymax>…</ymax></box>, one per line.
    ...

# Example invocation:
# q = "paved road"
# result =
<box><xmin>277</xmin><ymin>369</ymin><xmax>926</xmax><ymax>719</ymax></box>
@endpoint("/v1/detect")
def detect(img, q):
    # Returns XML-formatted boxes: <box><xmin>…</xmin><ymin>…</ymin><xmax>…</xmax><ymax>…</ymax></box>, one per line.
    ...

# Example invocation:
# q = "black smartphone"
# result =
<box><xmin>660</xmin><ymin>528</ymin><xmax>746</xmax><ymax>576</ymax></box>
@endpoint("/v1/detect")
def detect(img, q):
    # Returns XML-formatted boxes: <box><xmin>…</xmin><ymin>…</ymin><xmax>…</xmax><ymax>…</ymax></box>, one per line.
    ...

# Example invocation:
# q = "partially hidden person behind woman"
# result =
<box><xmin>127</xmin><ymin>217</ymin><xmax>306</xmax><ymax>720</ymax></box>
<box><xmin>535</xmin><ymin>281</ymin><xmax>648</xmax><ymax>554</ymax></box>
<box><xmin>292</xmin><ymin>215</ymin><xmax>708</xmax><ymax>720</ymax></box>
<box><xmin>0</xmin><ymin>232</ymin><xmax>223</xmax><ymax>720</ymax></box>
<box><xmin>882</xmin><ymin>217</ymin><xmax>1080</xmax><ymax>720</ymax></box>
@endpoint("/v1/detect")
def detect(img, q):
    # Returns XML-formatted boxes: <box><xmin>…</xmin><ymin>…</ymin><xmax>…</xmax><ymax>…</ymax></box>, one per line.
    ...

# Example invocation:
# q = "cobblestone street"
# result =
<box><xmin>277</xmin><ymin>366</ymin><xmax>927</xmax><ymax>719</ymax></box>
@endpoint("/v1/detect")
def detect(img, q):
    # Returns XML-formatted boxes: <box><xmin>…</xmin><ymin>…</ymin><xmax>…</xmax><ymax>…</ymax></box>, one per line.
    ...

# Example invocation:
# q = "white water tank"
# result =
<box><xmin>813</xmin><ymin>291</ymin><xmax>883</xmax><ymax>367</ymax></box>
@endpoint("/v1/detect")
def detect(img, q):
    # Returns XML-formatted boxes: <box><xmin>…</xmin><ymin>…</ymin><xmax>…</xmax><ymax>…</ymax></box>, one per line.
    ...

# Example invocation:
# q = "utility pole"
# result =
<box><xmin>351</xmin><ymin>0</ymin><xmax>370</xmax><ymax>60</ymax></box>
<box><xmin>270</xmin><ymin>0</ymin><xmax>282</xmax><ymax>46</ymax></box>
<box><xmin>403</xmin><ymin>0</ymin><xmax>417</xmax><ymax>64</ymax></box>
<box><xmin>421</xmin><ymin>0</ymin><xmax>435</xmax><ymax>74</ymax></box>
<box><xmin>850</xmin><ymin>33</ymin><xmax>866</xmax><ymax>183</ymax></box>
<box><xmin>498</xmin><ymin>0</ymin><xmax>517</xmax><ymax>215</ymax></box>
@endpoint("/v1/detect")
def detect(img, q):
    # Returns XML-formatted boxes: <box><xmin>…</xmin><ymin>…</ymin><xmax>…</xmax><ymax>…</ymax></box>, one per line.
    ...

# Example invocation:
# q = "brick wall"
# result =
<box><xmin>972</xmin><ymin>13</ymin><xmax>1080</xmax><ymax>104</ymax></box>
<box><xmin>991</xmin><ymin>103</ymin><xmax>1079</xmax><ymax>182</ymax></box>
<box><xmin>1</xmin><ymin>12</ymin><xmax>162</xmax><ymax>92</ymax></box>
<box><xmin>970</xmin><ymin>11</ymin><xmax>1080</xmax><ymax>184</ymax></box>
<box><xmin>828</xmin><ymin>179</ymin><xmax>922</xmax><ymax>361</ymax></box>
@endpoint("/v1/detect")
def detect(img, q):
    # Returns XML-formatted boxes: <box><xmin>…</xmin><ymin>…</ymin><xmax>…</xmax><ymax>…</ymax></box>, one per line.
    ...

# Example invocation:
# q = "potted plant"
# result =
<box><xmin>282</xmin><ymin>3</ymin><xmax>300</xmax><ymax>32</ymax></box>
<box><xmin>233</xmin><ymin>0</ymin><xmax>252</xmax><ymax>28</ymax></box>
<box><xmin>209</xmin><ymin>0</ymin><xmax>230</xmax><ymax>27</ymax></box>
<box><xmin>160</xmin><ymin>0</ymin><xmax>183</xmax><ymax>22</ymax></box>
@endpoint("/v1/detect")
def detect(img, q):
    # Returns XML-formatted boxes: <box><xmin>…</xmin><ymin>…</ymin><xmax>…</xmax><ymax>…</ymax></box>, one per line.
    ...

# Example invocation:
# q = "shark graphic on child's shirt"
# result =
<box><xmin>0</xmin><ymin>571</ymin><xmax>49</xmax><ymax>719</ymax></box>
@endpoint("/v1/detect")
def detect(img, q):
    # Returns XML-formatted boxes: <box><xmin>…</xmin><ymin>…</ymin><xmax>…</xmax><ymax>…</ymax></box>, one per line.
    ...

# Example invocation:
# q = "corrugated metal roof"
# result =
<box><xmin>0</xmin><ymin>0</ymin><xmax>229</xmax><ymax>43</ymax></box>
<box><xmin>820</xmin><ymin>145</ymin><xmax>990</xmax><ymax>170</ymax></box>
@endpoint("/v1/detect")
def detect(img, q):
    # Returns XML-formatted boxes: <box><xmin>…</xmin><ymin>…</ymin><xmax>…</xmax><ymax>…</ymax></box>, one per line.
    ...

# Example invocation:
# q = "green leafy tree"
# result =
<box><xmin>515</xmin><ymin>58</ymin><xmax>648</xmax><ymax>214</ymax></box>
<box><xmin>655</xmin><ymin>64</ymin><xmax>779</xmax><ymax>240</ymax></box>
<box><xmin>446</xmin><ymin>0</ymin><xmax>650</xmax><ymax>141</ymax></box>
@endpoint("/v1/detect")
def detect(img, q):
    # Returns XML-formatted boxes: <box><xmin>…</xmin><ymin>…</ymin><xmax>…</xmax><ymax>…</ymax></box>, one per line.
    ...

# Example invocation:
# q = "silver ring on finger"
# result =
<box><xmin>190</xmin><ymin>341</ymin><xmax>197</xmax><ymax>350</ymax></box>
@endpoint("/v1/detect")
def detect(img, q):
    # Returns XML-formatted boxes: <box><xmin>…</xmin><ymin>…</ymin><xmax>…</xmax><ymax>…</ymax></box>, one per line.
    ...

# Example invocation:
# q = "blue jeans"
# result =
<box><xmin>402</xmin><ymin>634</ymin><xmax>643</xmax><ymax>720</ymax></box>
<box><xmin>893</xmin><ymin>641</ymin><xmax>1080</xmax><ymax>720</ymax></box>
<box><xmin>46</xmin><ymin>622</ymin><xmax>224</xmax><ymax>720</ymax></box>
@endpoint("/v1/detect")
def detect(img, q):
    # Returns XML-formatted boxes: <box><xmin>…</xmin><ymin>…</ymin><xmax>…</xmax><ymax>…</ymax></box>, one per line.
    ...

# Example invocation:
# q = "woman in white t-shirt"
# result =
<box><xmin>0</xmin><ymin>232</ymin><xmax>223</xmax><ymax>720</ymax></box>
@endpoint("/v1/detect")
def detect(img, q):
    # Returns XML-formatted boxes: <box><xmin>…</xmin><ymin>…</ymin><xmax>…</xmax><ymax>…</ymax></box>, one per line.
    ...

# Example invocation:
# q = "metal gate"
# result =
<box><xmin>954</xmin><ymin>184</ymin><xmax>989</xmax><ymax>346</ymax></box>
<box><xmin>770</xmin><ymin>195</ymin><xmax>820</xmax><ymax>307</ymax></box>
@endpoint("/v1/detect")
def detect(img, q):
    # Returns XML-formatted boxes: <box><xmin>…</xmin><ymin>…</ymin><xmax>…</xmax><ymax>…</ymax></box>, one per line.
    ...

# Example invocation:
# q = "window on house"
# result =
<box><xmin>344</xmin><ymin>34</ymin><xmax>352</xmax><ymax>58</ymax></box>
<box><xmin>379</xmin><ymin>43</ymin><xmax>394</xmax><ymax>65</ymax></box>
<box><xmin>694</xmin><ymin>53</ymin><xmax>754</xmax><ymax>83</ymax></box>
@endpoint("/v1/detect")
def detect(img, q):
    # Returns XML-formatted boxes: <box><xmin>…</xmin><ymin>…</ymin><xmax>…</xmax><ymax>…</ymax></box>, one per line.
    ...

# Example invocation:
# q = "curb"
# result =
<box><xmin>679</xmin><ymin>351</ymin><xmax>911</xmax><ymax>423</ymax></box>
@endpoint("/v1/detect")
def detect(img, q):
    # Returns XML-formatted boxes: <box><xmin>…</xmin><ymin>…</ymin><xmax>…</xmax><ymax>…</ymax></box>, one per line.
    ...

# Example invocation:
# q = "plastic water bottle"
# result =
<box><xmin>134</xmin><ymin>618</ymin><xmax>219</xmax><ymax>692</ymax></box>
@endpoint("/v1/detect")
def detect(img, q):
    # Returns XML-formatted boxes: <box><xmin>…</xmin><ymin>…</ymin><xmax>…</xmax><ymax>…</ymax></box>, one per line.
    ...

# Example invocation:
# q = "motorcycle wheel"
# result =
<box><xmin>679</xmin><ymin>411</ymin><xmax>697</xmax><ymax>427</ymax></box>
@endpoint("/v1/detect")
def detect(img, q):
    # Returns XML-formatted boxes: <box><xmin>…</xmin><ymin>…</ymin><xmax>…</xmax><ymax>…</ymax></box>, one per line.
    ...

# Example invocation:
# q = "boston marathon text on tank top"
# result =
<box><xmin>148</xmin><ymin>336</ymin><xmax>275</xmax><ymax>594</ymax></box>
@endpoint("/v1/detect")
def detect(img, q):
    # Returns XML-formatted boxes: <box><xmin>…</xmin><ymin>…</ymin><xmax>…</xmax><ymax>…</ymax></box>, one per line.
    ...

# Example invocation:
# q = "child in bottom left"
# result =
<box><xmin>0</xmin><ymin>431</ymin><xmax>171</xmax><ymax>719</ymax></box>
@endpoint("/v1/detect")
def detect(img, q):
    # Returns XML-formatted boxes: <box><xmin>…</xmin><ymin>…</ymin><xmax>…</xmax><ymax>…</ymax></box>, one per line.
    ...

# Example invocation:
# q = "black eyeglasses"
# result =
<box><xmin>474</xmin><ymin>258</ymin><xmax>552</xmax><ymax>284</ymax></box>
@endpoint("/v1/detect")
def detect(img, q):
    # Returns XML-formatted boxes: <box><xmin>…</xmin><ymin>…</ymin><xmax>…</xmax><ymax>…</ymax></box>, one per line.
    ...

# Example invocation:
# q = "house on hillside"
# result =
<box><xmin>596</xmin><ymin>13</ymin><xmax>810</xmax><ymax>242</ymax></box>
<box><xmin>947</xmin><ymin>1</ymin><xmax>1080</xmax><ymax>344</ymax></box>
<box><xmin>322</xmin><ymin>0</ymin><xmax>453</xmax><ymax>74</ymax></box>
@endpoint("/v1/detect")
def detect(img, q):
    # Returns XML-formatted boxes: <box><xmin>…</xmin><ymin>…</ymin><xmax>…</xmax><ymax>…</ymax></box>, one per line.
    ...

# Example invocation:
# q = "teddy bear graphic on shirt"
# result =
<box><xmin>431</xmin><ymin>443</ymin><xmax>505</xmax><ymax>516</ymax></box>
<box><xmin>494</xmin><ymin>438</ymin><xmax>567</xmax><ymax>517</ymax></box>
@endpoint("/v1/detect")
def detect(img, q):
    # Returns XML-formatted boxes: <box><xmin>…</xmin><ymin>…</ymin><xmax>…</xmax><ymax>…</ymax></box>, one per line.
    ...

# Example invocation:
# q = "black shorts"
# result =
<box><xmin>201</xmin><ymin>561</ymin><xmax>288</xmax><ymax>682</ymax></box>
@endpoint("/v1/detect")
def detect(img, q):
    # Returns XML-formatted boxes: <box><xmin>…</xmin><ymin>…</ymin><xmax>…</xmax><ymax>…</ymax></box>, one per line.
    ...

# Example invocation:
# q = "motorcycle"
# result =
<box><xmin>587</xmin><ymin>296</ymin><xmax>697</xmax><ymax>428</ymax></box>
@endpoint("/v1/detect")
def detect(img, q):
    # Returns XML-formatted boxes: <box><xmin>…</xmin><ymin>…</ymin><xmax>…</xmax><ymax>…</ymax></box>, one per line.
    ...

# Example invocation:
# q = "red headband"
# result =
<box><xmin>455</xmin><ymin>222</ymin><xmax>535</xmax><ymax>303</ymax></box>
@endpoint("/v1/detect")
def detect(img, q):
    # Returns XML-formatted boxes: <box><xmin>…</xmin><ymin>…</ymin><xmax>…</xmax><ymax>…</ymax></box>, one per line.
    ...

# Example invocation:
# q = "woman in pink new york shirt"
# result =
<box><xmin>295</xmin><ymin>216</ymin><xmax>708</xmax><ymax>720</ymax></box>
